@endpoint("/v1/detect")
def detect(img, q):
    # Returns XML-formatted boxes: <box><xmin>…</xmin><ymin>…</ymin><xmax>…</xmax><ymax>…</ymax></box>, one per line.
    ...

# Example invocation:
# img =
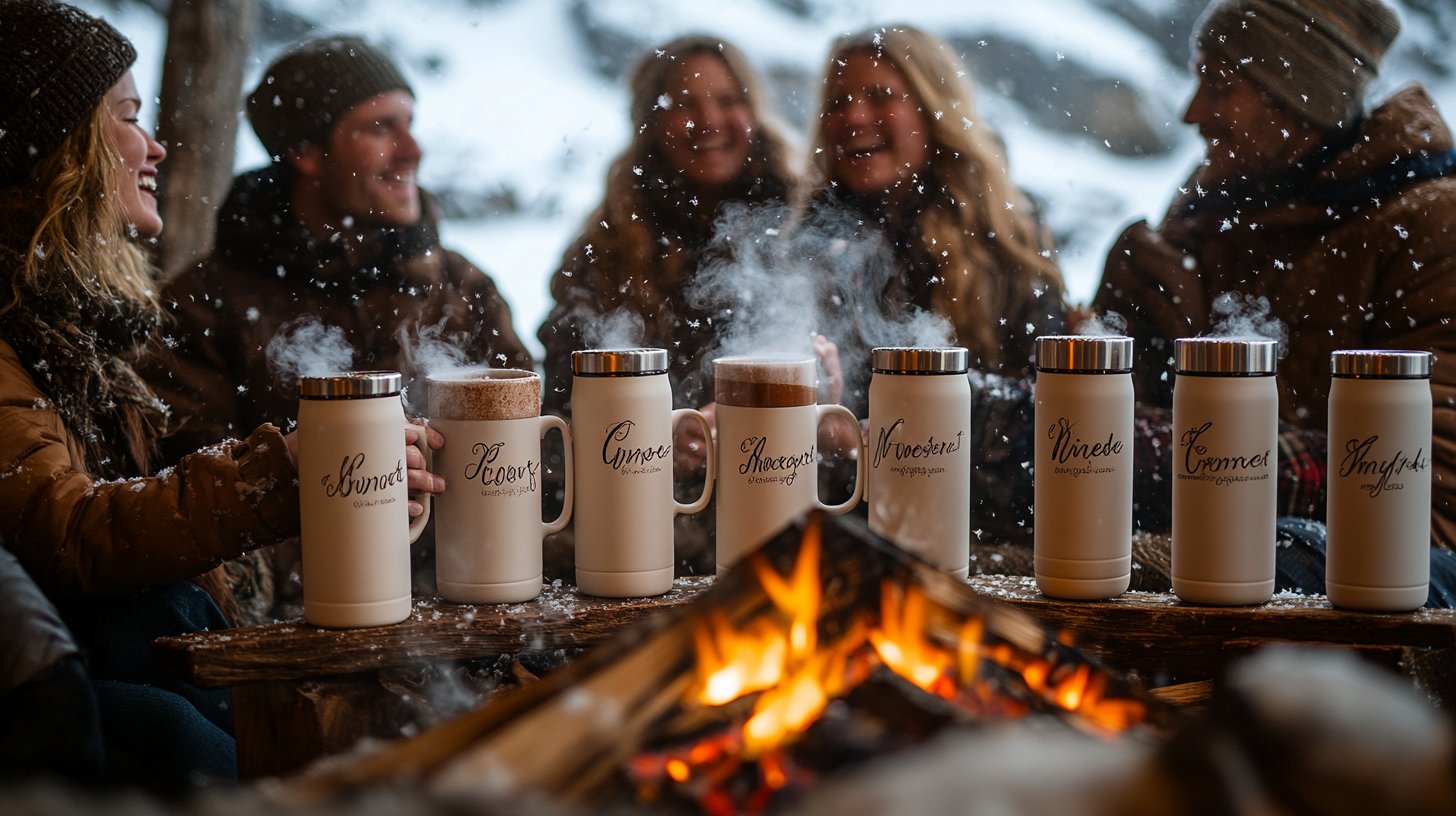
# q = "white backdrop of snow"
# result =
<box><xmin>76</xmin><ymin>0</ymin><xmax>1456</xmax><ymax>360</ymax></box>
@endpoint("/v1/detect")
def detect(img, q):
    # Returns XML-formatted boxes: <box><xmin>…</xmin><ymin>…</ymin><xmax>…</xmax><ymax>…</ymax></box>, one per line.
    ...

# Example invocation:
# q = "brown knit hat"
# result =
<box><xmin>0</xmin><ymin>0</ymin><xmax>137</xmax><ymax>189</ymax></box>
<box><xmin>1194</xmin><ymin>0</ymin><xmax>1401</xmax><ymax>130</ymax></box>
<box><xmin>246</xmin><ymin>35</ymin><xmax>413</xmax><ymax>160</ymax></box>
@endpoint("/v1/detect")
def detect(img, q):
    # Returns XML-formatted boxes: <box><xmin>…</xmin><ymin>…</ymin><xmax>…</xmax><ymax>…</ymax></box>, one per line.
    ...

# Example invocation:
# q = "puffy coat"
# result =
<box><xmin>0</xmin><ymin>339</ymin><xmax>298</xmax><ymax>600</ymax></box>
<box><xmin>1096</xmin><ymin>86</ymin><xmax>1456</xmax><ymax>551</ymax></box>
<box><xmin>143</xmin><ymin>166</ymin><xmax>532</xmax><ymax>461</ymax></box>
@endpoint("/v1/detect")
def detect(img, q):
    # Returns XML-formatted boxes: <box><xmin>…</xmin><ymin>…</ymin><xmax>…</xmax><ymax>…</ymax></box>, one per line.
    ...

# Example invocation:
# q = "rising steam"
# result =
<box><xmin>687</xmin><ymin>201</ymin><xmax>953</xmax><ymax>403</ymax></box>
<box><xmin>266</xmin><ymin>316</ymin><xmax>355</xmax><ymax>385</ymax></box>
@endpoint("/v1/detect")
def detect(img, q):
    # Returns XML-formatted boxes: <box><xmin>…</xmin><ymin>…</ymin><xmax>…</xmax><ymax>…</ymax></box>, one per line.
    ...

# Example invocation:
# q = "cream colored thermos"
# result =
<box><xmin>1326</xmin><ymin>350</ymin><xmax>1433</xmax><ymax>612</ymax></box>
<box><xmin>1033</xmin><ymin>336</ymin><xmax>1134</xmax><ymax>600</ymax></box>
<box><xmin>1171</xmin><ymin>339</ymin><xmax>1279</xmax><ymax>606</ymax></box>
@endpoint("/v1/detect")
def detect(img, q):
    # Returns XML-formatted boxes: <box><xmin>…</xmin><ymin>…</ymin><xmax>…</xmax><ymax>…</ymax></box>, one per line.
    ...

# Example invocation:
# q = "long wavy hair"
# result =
<box><xmin>0</xmin><ymin>102</ymin><xmax>159</xmax><ymax>321</ymax></box>
<box><xmin>549</xmin><ymin>35</ymin><xmax>801</xmax><ymax>324</ymax></box>
<box><xmin>0</xmin><ymin>100</ymin><xmax>164</xmax><ymax>476</ymax></box>
<box><xmin>809</xmin><ymin>25</ymin><xmax>1064</xmax><ymax>371</ymax></box>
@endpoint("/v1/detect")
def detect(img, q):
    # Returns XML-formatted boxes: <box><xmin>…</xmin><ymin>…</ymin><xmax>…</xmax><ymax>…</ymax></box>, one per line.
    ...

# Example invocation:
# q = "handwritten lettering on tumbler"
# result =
<box><xmin>602</xmin><ymin>420</ymin><xmax>670</xmax><ymax>476</ymax></box>
<box><xmin>738</xmin><ymin>436</ymin><xmax>813</xmax><ymax>486</ymax></box>
<box><xmin>1045</xmin><ymin>417</ymin><xmax>1122</xmax><ymax>478</ymax></box>
<box><xmin>321</xmin><ymin>452</ymin><xmax>404</xmax><ymax>508</ymax></box>
<box><xmin>1178</xmin><ymin>421</ymin><xmax>1270</xmax><ymax>486</ymax></box>
<box><xmin>872</xmin><ymin>418</ymin><xmax>962</xmax><ymax>478</ymax></box>
<box><xmin>1339</xmin><ymin>435</ymin><xmax>1430</xmax><ymax>498</ymax></box>
<box><xmin>464</xmin><ymin>441</ymin><xmax>539</xmax><ymax>494</ymax></box>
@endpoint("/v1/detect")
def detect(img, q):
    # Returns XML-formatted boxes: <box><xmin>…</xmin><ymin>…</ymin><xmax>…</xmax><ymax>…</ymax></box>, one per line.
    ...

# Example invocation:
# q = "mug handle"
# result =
<box><xmin>541</xmin><ymin>415</ymin><xmax>573</xmax><ymax>535</ymax></box>
<box><xmin>815</xmin><ymin>404</ymin><xmax>865</xmax><ymax>515</ymax></box>
<box><xmin>406</xmin><ymin>422</ymin><xmax>433</xmax><ymax>543</ymax></box>
<box><xmin>671</xmin><ymin>407</ymin><xmax>716</xmax><ymax>515</ymax></box>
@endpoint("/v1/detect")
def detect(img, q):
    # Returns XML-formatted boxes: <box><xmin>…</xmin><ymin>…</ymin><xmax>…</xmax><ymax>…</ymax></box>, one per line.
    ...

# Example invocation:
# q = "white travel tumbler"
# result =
<box><xmin>1033</xmin><ymin>336</ymin><xmax>1134</xmax><ymax>600</ymax></box>
<box><xmin>1171</xmin><ymin>339</ymin><xmax>1279</xmax><ymax>606</ymax></box>
<box><xmin>867</xmin><ymin>346</ymin><xmax>971</xmax><ymax>577</ymax></box>
<box><xmin>1326</xmin><ymin>350</ymin><xmax>1433</xmax><ymax>612</ymax></box>
<box><xmin>571</xmin><ymin>349</ymin><xmax>714</xmax><ymax>597</ymax></box>
<box><xmin>297</xmin><ymin>371</ymin><xmax>429</xmax><ymax>627</ymax></box>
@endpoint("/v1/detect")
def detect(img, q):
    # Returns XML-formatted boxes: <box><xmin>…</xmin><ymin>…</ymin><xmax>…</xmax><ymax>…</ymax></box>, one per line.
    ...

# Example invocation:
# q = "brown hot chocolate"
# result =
<box><xmin>713</xmin><ymin>356</ymin><xmax>817</xmax><ymax>407</ymax></box>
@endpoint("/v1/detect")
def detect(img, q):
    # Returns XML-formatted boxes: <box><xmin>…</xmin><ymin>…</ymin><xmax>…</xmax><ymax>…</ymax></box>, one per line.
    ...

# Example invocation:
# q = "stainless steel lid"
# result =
<box><xmin>1035</xmin><ymin>335</ymin><xmax>1133</xmax><ymax>372</ymax></box>
<box><xmin>1331</xmin><ymin>349</ymin><xmax>1432</xmax><ymax>379</ymax></box>
<box><xmin>298</xmin><ymin>370</ymin><xmax>402</xmax><ymax>399</ymax></box>
<box><xmin>872</xmin><ymin>346</ymin><xmax>969</xmax><ymax>374</ymax></box>
<box><xmin>572</xmin><ymin>348</ymin><xmax>669</xmax><ymax>375</ymax></box>
<box><xmin>1174</xmin><ymin>338</ymin><xmax>1278</xmax><ymax>375</ymax></box>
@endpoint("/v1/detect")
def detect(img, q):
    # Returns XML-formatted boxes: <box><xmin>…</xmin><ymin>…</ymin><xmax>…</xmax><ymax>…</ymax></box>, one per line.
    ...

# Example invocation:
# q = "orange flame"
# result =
<box><xmin>669</xmin><ymin>521</ymin><xmax>1154</xmax><ymax>812</ymax></box>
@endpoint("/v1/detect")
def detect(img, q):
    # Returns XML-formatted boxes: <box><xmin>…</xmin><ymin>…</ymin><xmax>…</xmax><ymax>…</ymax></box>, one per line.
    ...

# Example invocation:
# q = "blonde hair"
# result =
<box><xmin>550</xmin><ymin>36</ymin><xmax>799</xmax><ymax>324</ymax></box>
<box><xmin>0</xmin><ymin>101</ymin><xmax>158</xmax><ymax>320</ymax></box>
<box><xmin>810</xmin><ymin>25</ymin><xmax>1063</xmax><ymax>371</ymax></box>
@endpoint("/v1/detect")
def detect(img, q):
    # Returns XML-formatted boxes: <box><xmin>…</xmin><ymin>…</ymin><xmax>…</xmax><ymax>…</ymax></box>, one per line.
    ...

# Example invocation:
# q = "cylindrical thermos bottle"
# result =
<box><xmin>1326</xmin><ymin>350</ymin><xmax>1433</xmax><ymax>612</ymax></box>
<box><xmin>570</xmin><ymin>348</ymin><xmax>714</xmax><ymax>597</ymax></box>
<box><xmin>1033</xmin><ymin>335</ymin><xmax>1134</xmax><ymax>600</ymax></box>
<box><xmin>297</xmin><ymin>371</ymin><xmax>429</xmax><ymax>627</ymax></box>
<box><xmin>867</xmin><ymin>346</ymin><xmax>971</xmax><ymax>577</ymax></box>
<box><xmin>1171</xmin><ymin>338</ymin><xmax>1279</xmax><ymax>606</ymax></box>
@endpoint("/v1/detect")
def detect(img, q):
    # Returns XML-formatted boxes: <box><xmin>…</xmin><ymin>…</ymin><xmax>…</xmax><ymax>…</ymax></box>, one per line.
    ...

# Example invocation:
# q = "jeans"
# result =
<box><xmin>1273</xmin><ymin>517</ymin><xmax>1456</xmax><ymax>608</ymax></box>
<box><xmin>68</xmin><ymin>582</ymin><xmax>237</xmax><ymax>790</ymax></box>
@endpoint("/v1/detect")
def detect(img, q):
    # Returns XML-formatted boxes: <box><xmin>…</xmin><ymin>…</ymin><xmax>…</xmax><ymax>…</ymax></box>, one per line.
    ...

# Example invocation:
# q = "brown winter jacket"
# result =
<box><xmin>143</xmin><ymin>166</ymin><xmax>532</xmax><ymax>461</ymax></box>
<box><xmin>1095</xmin><ymin>86</ymin><xmax>1456</xmax><ymax>551</ymax></box>
<box><xmin>0</xmin><ymin>339</ymin><xmax>299</xmax><ymax>600</ymax></box>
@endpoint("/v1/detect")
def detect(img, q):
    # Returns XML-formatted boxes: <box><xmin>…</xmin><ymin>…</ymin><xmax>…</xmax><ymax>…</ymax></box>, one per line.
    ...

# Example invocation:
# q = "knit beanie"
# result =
<box><xmin>0</xmin><ymin>0</ymin><xmax>136</xmax><ymax>189</ymax></box>
<box><xmin>246</xmin><ymin>35</ymin><xmax>413</xmax><ymax>160</ymax></box>
<box><xmin>1194</xmin><ymin>0</ymin><xmax>1400</xmax><ymax>130</ymax></box>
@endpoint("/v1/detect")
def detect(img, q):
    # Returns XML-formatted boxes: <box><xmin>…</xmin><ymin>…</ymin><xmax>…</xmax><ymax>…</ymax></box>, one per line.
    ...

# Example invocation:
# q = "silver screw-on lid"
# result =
<box><xmin>1331</xmin><ymin>349</ymin><xmax>1432</xmax><ymax>379</ymax></box>
<box><xmin>872</xmin><ymin>346</ymin><xmax>969</xmax><ymax>374</ymax></box>
<box><xmin>1174</xmin><ymin>338</ymin><xmax>1278</xmax><ymax>375</ymax></box>
<box><xmin>572</xmin><ymin>348</ymin><xmax>669</xmax><ymax>376</ymax></box>
<box><xmin>298</xmin><ymin>370</ymin><xmax>402</xmax><ymax>399</ymax></box>
<box><xmin>1035</xmin><ymin>335</ymin><xmax>1133</xmax><ymax>373</ymax></box>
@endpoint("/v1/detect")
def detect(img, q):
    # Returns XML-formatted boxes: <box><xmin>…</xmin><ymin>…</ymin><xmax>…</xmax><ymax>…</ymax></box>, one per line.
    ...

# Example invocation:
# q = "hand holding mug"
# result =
<box><xmin>404</xmin><ymin>420</ymin><xmax>445</xmax><ymax>518</ymax></box>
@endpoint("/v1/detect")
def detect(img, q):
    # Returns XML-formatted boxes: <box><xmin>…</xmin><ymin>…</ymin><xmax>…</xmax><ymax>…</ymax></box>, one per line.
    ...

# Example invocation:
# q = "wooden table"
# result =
<box><xmin>154</xmin><ymin>575</ymin><xmax>1456</xmax><ymax>779</ymax></box>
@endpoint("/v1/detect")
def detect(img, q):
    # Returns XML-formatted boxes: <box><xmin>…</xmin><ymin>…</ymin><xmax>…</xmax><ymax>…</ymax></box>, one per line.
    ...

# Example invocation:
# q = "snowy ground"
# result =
<box><xmin>80</xmin><ymin>0</ymin><xmax>1455</xmax><ymax>359</ymax></box>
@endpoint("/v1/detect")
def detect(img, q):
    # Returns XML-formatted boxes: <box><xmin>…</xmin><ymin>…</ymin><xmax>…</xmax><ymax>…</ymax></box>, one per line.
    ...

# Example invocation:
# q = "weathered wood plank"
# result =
<box><xmin>157</xmin><ymin>573</ymin><xmax>1456</xmax><ymax>691</ymax></box>
<box><xmin>968</xmin><ymin>575</ymin><xmax>1456</xmax><ymax>694</ymax></box>
<box><xmin>155</xmin><ymin>578</ymin><xmax>714</xmax><ymax>688</ymax></box>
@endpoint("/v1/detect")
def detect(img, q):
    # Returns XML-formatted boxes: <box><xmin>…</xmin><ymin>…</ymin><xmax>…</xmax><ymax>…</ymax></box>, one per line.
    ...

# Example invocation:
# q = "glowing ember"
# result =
<box><xmin>634</xmin><ymin>514</ymin><xmax>1163</xmax><ymax>814</ymax></box>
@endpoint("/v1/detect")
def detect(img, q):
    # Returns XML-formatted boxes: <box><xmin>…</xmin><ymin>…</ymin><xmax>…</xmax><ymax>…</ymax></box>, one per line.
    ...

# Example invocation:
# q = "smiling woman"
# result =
<box><xmin>0</xmin><ymin>0</ymin><xmax>449</xmax><ymax>789</ymax></box>
<box><xmin>103</xmin><ymin>72</ymin><xmax>168</xmax><ymax>239</ymax></box>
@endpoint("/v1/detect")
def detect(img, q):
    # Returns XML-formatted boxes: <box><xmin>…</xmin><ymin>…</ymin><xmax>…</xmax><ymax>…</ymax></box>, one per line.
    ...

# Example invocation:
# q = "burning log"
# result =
<box><xmin>286</xmin><ymin>511</ymin><xmax>1175</xmax><ymax>813</ymax></box>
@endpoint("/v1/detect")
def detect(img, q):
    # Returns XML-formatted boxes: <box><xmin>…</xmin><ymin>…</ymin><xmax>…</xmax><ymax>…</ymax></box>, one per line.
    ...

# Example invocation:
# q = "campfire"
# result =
<box><xmin>290</xmin><ymin>511</ymin><xmax>1174</xmax><ymax>813</ymax></box>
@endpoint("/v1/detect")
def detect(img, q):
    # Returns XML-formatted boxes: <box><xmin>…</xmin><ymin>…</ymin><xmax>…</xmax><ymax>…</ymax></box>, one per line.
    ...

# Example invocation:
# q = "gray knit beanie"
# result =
<box><xmin>1194</xmin><ymin>0</ymin><xmax>1401</xmax><ymax>130</ymax></box>
<box><xmin>0</xmin><ymin>0</ymin><xmax>137</xmax><ymax>189</ymax></box>
<box><xmin>246</xmin><ymin>35</ymin><xmax>413</xmax><ymax>160</ymax></box>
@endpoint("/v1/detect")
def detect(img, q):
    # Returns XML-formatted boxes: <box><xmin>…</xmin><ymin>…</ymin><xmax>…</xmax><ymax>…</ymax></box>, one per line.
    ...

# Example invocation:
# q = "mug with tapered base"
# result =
<box><xmin>713</xmin><ymin>355</ymin><xmax>865</xmax><ymax>574</ymax></box>
<box><xmin>429</xmin><ymin>368</ymin><xmax>572</xmax><ymax>604</ymax></box>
